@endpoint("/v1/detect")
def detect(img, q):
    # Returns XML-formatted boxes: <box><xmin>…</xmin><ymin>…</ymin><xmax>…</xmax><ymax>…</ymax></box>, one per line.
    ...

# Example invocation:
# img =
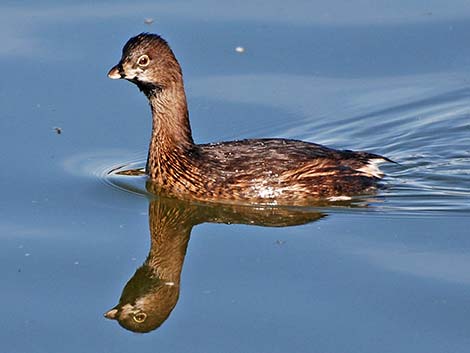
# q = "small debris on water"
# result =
<box><xmin>53</xmin><ymin>127</ymin><xmax>62</xmax><ymax>135</ymax></box>
<box><xmin>144</xmin><ymin>18</ymin><xmax>154</xmax><ymax>25</ymax></box>
<box><xmin>24</xmin><ymin>253</ymin><xmax>31</xmax><ymax>257</ymax></box>
<box><xmin>235</xmin><ymin>46</ymin><xmax>245</xmax><ymax>53</ymax></box>
<box><xmin>275</xmin><ymin>240</ymin><xmax>286</xmax><ymax>246</ymax></box>
<box><xmin>74</xmin><ymin>261</ymin><xmax>79</xmax><ymax>265</ymax></box>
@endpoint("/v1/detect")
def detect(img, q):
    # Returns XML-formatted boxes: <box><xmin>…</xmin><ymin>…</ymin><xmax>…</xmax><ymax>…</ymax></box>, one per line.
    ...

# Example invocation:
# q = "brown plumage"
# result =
<box><xmin>104</xmin><ymin>195</ymin><xmax>324</xmax><ymax>333</ymax></box>
<box><xmin>108</xmin><ymin>33</ymin><xmax>391</xmax><ymax>205</ymax></box>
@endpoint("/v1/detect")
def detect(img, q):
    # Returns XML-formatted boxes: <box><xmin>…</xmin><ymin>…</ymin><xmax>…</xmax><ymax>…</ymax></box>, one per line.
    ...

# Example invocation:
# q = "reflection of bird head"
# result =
<box><xmin>104</xmin><ymin>196</ymin><xmax>327</xmax><ymax>333</ymax></box>
<box><xmin>104</xmin><ymin>265</ymin><xmax>179</xmax><ymax>333</ymax></box>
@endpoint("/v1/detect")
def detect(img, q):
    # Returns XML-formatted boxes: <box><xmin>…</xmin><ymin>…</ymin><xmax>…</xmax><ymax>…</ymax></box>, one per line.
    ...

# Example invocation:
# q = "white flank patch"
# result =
<box><xmin>258</xmin><ymin>186</ymin><xmax>275</xmax><ymax>198</ymax></box>
<box><xmin>356</xmin><ymin>158</ymin><xmax>386</xmax><ymax>178</ymax></box>
<box><xmin>252</xmin><ymin>184</ymin><xmax>283</xmax><ymax>199</ymax></box>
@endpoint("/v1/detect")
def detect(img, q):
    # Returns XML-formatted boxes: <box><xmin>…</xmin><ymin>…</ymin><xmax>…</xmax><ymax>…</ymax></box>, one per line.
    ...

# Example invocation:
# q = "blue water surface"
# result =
<box><xmin>1</xmin><ymin>1</ymin><xmax>470</xmax><ymax>352</ymax></box>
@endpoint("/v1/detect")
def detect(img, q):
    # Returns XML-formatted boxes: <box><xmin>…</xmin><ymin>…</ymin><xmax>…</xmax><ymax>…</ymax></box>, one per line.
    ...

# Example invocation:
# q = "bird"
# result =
<box><xmin>108</xmin><ymin>33</ymin><xmax>392</xmax><ymax>205</ymax></box>
<box><xmin>104</xmin><ymin>195</ymin><xmax>324</xmax><ymax>333</ymax></box>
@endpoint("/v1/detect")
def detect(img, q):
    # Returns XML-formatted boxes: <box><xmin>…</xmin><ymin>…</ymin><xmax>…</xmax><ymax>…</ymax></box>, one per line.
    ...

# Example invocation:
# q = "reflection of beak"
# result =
<box><xmin>107</xmin><ymin>64</ymin><xmax>123</xmax><ymax>79</ymax></box>
<box><xmin>104</xmin><ymin>308</ymin><xmax>119</xmax><ymax>320</ymax></box>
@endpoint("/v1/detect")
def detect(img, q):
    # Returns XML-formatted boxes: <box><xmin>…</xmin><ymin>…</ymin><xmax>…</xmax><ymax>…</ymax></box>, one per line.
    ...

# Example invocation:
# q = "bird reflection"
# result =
<box><xmin>104</xmin><ymin>193</ymin><xmax>325</xmax><ymax>333</ymax></box>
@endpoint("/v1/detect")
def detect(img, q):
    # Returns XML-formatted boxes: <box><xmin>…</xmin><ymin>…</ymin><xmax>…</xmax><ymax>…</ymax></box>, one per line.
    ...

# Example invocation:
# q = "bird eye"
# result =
<box><xmin>133</xmin><ymin>312</ymin><xmax>147</xmax><ymax>323</ymax></box>
<box><xmin>137</xmin><ymin>55</ymin><xmax>150</xmax><ymax>67</ymax></box>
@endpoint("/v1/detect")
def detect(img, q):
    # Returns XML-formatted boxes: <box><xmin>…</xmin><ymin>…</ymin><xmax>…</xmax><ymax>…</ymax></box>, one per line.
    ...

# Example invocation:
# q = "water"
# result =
<box><xmin>1</xmin><ymin>1</ymin><xmax>470</xmax><ymax>352</ymax></box>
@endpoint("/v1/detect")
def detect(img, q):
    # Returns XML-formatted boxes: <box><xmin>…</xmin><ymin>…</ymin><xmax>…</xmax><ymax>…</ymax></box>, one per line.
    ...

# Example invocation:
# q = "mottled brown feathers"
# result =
<box><xmin>109</xmin><ymin>33</ymin><xmax>391</xmax><ymax>205</ymax></box>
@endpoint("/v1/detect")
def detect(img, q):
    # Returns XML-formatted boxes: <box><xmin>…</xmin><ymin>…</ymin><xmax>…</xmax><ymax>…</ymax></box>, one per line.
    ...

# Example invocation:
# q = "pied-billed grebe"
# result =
<box><xmin>108</xmin><ymin>33</ymin><xmax>391</xmax><ymax>204</ymax></box>
<box><xmin>104</xmin><ymin>196</ymin><xmax>324</xmax><ymax>333</ymax></box>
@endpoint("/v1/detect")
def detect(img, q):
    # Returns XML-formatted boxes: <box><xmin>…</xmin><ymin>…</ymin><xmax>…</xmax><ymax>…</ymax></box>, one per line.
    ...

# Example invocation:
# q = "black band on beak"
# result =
<box><xmin>108</xmin><ymin>64</ymin><xmax>125</xmax><ymax>79</ymax></box>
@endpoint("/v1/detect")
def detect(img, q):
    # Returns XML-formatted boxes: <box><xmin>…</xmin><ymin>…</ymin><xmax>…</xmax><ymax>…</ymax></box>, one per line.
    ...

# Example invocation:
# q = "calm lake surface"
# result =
<box><xmin>1</xmin><ymin>1</ymin><xmax>470</xmax><ymax>352</ymax></box>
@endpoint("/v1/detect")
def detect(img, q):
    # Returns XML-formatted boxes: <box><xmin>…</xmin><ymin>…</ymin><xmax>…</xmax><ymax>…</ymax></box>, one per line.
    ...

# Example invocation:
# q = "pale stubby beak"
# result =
<box><xmin>104</xmin><ymin>308</ymin><xmax>119</xmax><ymax>320</ymax></box>
<box><xmin>107</xmin><ymin>64</ymin><xmax>123</xmax><ymax>79</ymax></box>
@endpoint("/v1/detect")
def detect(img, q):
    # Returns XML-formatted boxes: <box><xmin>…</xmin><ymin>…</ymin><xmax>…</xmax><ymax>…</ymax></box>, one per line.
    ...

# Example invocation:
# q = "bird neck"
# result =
<box><xmin>145</xmin><ymin>80</ymin><xmax>195</xmax><ymax>177</ymax></box>
<box><xmin>145</xmin><ymin>199</ymin><xmax>193</xmax><ymax>282</ymax></box>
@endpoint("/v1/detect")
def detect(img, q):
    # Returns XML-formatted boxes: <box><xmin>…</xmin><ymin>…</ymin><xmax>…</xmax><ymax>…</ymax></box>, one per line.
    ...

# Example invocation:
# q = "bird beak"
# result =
<box><xmin>108</xmin><ymin>64</ymin><xmax>123</xmax><ymax>79</ymax></box>
<box><xmin>104</xmin><ymin>308</ymin><xmax>119</xmax><ymax>320</ymax></box>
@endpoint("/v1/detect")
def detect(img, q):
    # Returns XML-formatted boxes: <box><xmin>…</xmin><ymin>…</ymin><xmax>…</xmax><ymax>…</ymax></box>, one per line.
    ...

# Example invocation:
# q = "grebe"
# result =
<box><xmin>108</xmin><ymin>33</ymin><xmax>391</xmax><ymax>205</ymax></box>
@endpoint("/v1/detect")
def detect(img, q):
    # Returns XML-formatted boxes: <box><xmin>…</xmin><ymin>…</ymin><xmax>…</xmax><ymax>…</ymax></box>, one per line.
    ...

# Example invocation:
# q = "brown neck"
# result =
<box><xmin>145</xmin><ymin>80</ymin><xmax>194</xmax><ymax>177</ymax></box>
<box><xmin>145</xmin><ymin>199</ymin><xmax>194</xmax><ymax>282</ymax></box>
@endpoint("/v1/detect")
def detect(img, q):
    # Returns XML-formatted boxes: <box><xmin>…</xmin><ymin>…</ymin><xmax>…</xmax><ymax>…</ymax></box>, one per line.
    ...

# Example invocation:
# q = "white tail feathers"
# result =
<box><xmin>356</xmin><ymin>158</ymin><xmax>387</xmax><ymax>179</ymax></box>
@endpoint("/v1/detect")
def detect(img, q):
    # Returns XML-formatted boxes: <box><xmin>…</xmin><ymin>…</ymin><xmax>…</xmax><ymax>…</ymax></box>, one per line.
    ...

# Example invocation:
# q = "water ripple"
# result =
<box><xmin>83</xmin><ymin>75</ymin><xmax>470</xmax><ymax>215</ymax></box>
